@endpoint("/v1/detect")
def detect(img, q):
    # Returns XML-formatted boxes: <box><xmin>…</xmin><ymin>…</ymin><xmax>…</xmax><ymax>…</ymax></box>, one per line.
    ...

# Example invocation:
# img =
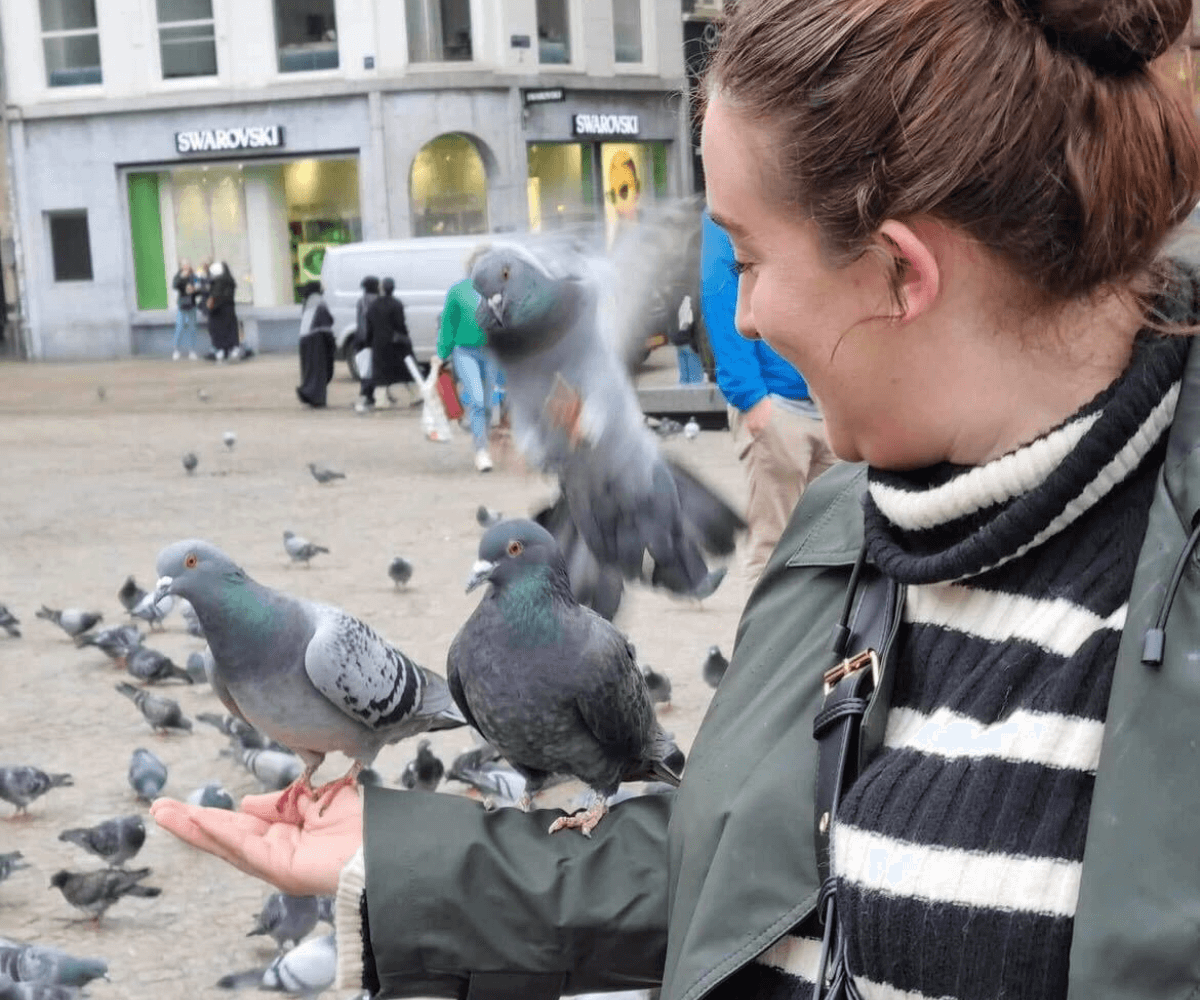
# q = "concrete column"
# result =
<box><xmin>243</xmin><ymin>165</ymin><xmax>292</xmax><ymax>308</ymax></box>
<box><xmin>366</xmin><ymin>89</ymin><xmax>391</xmax><ymax>239</ymax></box>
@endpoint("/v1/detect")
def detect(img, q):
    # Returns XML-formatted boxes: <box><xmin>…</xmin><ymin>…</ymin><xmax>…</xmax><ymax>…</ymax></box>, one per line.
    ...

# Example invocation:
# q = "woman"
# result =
<box><xmin>295</xmin><ymin>280</ymin><xmax>336</xmax><ymax>408</ymax></box>
<box><xmin>205</xmin><ymin>260</ymin><xmax>239</xmax><ymax>362</ymax></box>
<box><xmin>170</xmin><ymin>259</ymin><xmax>199</xmax><ymax>361</ymax></box>
<box><xmin>150</xmin><ymin>2</ymin><xmax>1200</xmax><ymax>998</ymax></box>
<box><xmin>436</xmin><ymin>245</ymin><xmax>500</xmax><ymax>472</ymax></box>
<box><xmin>358</xmin><ymin>276</ymin><xmax>413</xmax><ymax>413</ymax></box>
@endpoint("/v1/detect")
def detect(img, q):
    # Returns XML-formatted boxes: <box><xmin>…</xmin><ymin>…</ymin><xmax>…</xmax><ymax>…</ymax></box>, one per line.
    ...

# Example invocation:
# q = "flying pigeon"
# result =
<box><xmin>49</xmin><ymin>868</ymin><xmax>161</xmax><ymax>922</ymax></box>
<box><xmin>58</xmin><ymin>815</ymin><xmax>146</xmax><ymax>868</ymax></box>
<box><xmin>223</xmin><ymin>430</ymin><xmax>237</xmax><ymax>450</ymax></box>
<box><xmin>76</xmin><ymin>623</ymin><xmax>143</xmax><ymax>664</ymax></box>
<box><xmin>116</xmin><ymin>683</ymin><xmax>192</xmax><ymax>734</ymax></box>
<box><xmin>387</xmin><ymin>556</ymin><xmax>413</xmax><ymax>589</ymax></box>
<box><xmin>124</xmin><ymin>645</ymin><xmax>193</xmax><ymax>685</ymax></box>
<box><xmin>247</xmin><ymin>892</ymin><xmax>320</xmax><ymax>952</ymax></box>
<box><xmin>154</xmin><ymin>539</ymin><xmax>465</xmax><ymax>818</ymax></box>
<box><xmin>448</xmin><ymin>519</ymin><xmax>681</xmax><ymax>835</ymax></box>
<box><xmin>127</xmin><ymin>748</ymin><xmax>168</xmax><ymax>801</ymax></box>
<box><xmin>128</xmin><ymin>590</ymin><xmax>174</xmax><ymax>630</ymax></box>
<box><xmin>282</xmin><ymin>531</ymin><xmax>328</xmax><ymax>567</ymax></box>
<box><xmin>117</xmin><ymin>576</ymin><xmax>148</xmax><ymax>612</ymax></box>
<box><xmin>0</xmin><ymin>767</ymin><xmax>72</xmax><ymax>816</ymax></box>
<box><xmin>307</xmin><ymin>463</ymin><xmax>345</xmax><ymax>484</ymax></box>
<box><xmin>399</xmin><ymin>739</ymin><xmax>444</xmax><ymax>792</ymax></box>
<box><xmin>186</xmin><ymin>783</ymin><xmax>234</xmax><ymax>810</ymax></box>
<box><xmin>0</xmin><ymin>853</ymin><xmax>28</xmax><ymax>885</ymax></box>
<box><xmin>702</xmin><ymin>645</ymin><xmax>729</xmax><ymax>689</ymax></box>
<box><xmin>0</xmin><ymin>605</ymin><xmax>19</xmax><ymax>638</ymax></box>
<box><xmin>35</xmin><ymin>606</ymin><xmax>102</xmax><ymax>639</ymax></box>
<box><xmin>182</xmin><ymin>452</ymin><xmax>198</xmax><ymax>475</ymax></box>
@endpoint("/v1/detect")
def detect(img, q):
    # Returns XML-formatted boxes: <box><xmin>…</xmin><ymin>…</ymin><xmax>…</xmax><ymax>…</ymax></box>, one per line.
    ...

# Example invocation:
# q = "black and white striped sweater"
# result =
<box><xmin>710</xmin><ymin>331</ymin><xmax>1189</xmax><ymax>1000</ymax></box>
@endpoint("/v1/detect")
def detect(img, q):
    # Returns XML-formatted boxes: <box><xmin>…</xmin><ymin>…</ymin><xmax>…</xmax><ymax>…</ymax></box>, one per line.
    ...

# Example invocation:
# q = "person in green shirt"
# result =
<box><xmin>436</xmin><ymin>246</ymin><xmax>501</xmax><ymax>472</ymax></box>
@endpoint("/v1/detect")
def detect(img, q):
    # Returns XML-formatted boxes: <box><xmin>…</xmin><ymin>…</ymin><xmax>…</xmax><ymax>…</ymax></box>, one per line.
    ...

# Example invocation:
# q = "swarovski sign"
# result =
<box><xmin>571</xmin><ymin>113</ymin><xmax>640</xmax><ymax>137</ymax></box>
<box><xmin>175</xmin><ymin>125</ymin><xmax>285</xmax><ymax>155</ymax></box>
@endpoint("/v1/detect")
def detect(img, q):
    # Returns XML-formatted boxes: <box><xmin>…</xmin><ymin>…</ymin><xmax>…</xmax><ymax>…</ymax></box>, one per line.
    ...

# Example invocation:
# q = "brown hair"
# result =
<box><xmin>705</xmin><ymin>0</ymin><xmax>1200</xmax><ymax>306</ymax></box>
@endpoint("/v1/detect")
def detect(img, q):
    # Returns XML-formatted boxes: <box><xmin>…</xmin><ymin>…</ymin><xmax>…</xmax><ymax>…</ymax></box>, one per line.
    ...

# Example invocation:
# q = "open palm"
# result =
<box><xmin>150</xmin><ymin>786</ymin><xmax>362</xmax><ymax>896</ymax></box>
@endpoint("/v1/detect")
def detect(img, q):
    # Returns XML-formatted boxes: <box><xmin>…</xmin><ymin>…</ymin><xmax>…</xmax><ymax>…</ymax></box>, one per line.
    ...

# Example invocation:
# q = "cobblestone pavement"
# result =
<box><xmin>0</xmin><ymin>352</ymin><xmax>749</xmax><ymax>999</ymax></box>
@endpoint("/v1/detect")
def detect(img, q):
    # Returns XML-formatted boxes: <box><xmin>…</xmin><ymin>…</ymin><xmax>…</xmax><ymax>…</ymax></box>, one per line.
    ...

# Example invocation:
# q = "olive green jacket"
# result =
<box><xmin>360</xmin><ymin>340</ymin><xmax>1200</xmax><ymax>1000</ymax></box>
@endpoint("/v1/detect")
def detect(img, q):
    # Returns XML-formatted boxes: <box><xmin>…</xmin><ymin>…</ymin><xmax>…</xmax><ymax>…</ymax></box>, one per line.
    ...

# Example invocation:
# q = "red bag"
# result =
<box><xmin>437</xmin><ymin>369</ymin><xmax>464</xmax><ymax>420</ymax></box>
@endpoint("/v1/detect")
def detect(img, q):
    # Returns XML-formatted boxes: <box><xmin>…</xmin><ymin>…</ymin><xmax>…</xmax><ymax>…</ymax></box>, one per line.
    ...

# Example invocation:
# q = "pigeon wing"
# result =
<box><xmin>570</xmin><ymin>616</ymin><xmax>658</xmax><ymax>760</ymax></box>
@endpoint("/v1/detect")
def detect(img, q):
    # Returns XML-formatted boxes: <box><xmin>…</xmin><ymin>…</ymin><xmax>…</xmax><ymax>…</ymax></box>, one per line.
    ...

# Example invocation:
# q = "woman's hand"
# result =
<box><xmin>150</xmin><ymin>786</ymin><xmax>363</xmax><ymax>896</ymax></box>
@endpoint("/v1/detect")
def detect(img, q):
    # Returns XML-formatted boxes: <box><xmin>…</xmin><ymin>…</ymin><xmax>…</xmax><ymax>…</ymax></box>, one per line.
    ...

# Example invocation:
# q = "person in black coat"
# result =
<box><xmin>357</xmin><ymin>276</ymin><xmax>413</xmax><ymax>413</ymax></box>
<box><xmin>205</xmin><ymin>260</ymin><xmax>239</xmax><ymax>361</ymax></box>
<box><xmin>296</xmin><ymin>281</ymin><xmax>337</xmax><ymax>408</ymax></box>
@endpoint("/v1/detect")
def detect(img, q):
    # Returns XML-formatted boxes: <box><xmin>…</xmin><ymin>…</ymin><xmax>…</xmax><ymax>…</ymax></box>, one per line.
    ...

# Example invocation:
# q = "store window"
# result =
<box><xmin>158</xmin><ymin>0</ymin><xmax>217</xmax><ymax>79</ymax></box>
<box><xmin>410</xmin><ymin>134</ymin><xmax>489</xmax><ymax>237</ymax></box>
<box><xmin>612</xmin><ymin>0</ymin><xmax>642</xmax><ymax>63</ymax></box>
<box><xmin>274</xmin><ymin>0</ymin><xmax>338</xmax><ymax>73</ymax></box>
<box><xmin>40</xmin><ymin>0</ymin><xmax>101</xmax><ymax>87</ymax></box>
<box><xmin>406</xmin><ymin>0</ymin><xmax>473</xmax><ymax>63</ymax></box>
<box><xmin>537</xmin><ymin>0</ymin><xmax>571</xmax><ymax>65</ymax></box>
<box><xmin>127</xmin><ymin>158</ymin><xmax>361</xmax><ymax>311</ymax></box>
<box><xmin>48</xmin><ymin>210</ymin><xmax>94</xmax><ymax>282</ymax></box>
<box><xmin>526</xmin><ymin>144</ymin><xmax>594</xmax><ymax>232</ymax></box>
<box><xmin>601</xmin><ymin>141</ymin><xmax>667</xmax><ymax>244</ymax></box>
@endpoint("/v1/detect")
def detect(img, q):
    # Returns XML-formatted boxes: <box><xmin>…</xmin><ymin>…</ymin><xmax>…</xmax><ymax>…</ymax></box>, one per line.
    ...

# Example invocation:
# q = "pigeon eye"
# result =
<box><xmin>507</xmin><ymin>540</ymin><xmax>523</xmax><ymax>557</ymax></box>
<box><xmin>501</xmin><ymin>266</ymin><xmax>510</xmax><ymax>281</ymax></box>
<box><xmin>184</xmin><ymin>554</ymin><xmax>198</xmax><ymax>569</ymax></box>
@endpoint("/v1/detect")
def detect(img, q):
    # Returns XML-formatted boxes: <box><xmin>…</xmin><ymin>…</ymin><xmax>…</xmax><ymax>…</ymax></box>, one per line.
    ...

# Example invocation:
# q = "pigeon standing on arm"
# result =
<box><xmin>153</xmin><ymin>539</ymin><xmax>465</xmax><ymax>821</ymax></box>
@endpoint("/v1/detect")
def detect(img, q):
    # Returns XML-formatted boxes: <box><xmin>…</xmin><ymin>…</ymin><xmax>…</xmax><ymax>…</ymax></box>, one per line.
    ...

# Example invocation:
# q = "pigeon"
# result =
<box><xmin>688</xmin><ymin>565</ymin><xmax>728</xmax><ymax>603</ymax></box>
<box><xmin>0</xmin><ymin>972</ymin><xmax>80</xmax><ymax>1000</ymax></box>
<box><xmin>124</xmin><ymin>645</ymin><xmax>193</xmax><ymax>685</ymax></box>
<box><xmin>35</xmin><ymin>607</ymin><xmax>102</xmax><ymax>639</ymax></box>
<box><xmin>448</xmin><ymin>519</ymin><xmax>681</xmax><ymax>835</ymax></box>
<box><xmin>186</xmin><ymin>783</ymin><xmax>234</xmax><ymax>810</ymax></box>
<box><xmin>641</xmin><ymin>664</ymin><xmax>672</xmax><ymax>710</ymax></box>
<box><xmin>0</xmin><ymin>767</ymin><xmax>73</xmax><ymax>816</ymax></box>
<box><xmin>470</xmin><ymin>242</ymin><xmax>744</xmax><ymax>616</ymax></box>
<box><xmin>128</xmin><ymin>590</ymin><xmax>174</xmax><ymax>630</ymax></box>
<box><xmin>307</xmin><ymin>463</ymin><xmax>345</xmax><ymax>484</ymax></box>
<box><xmin>96</xmin><ymin>385</ymin><xmax>106</xmax><ymax>402</ymax></box>
<box><xmin>223</xmin><ymin>430</ymin><xmax>237</xmax><ymax>450</ymax></box>
<box><xmin>240</xmin><ymin>748</ymin><xmax>305</xmax><ymax>792</ymax></box>
<box><xmin>197</xmin><ymin>387</ymin><xmax>210</xmax><ymax>402</ymax></box>
<box><xmin>196</xmin><ymin>712</ymin><xmax>287</xmax><ymax>752</ymax></box>
<box><xmin>356</xmin><ymin>766</ymin><xmax>384</xmax><ymax>787</ymax></box>
<box><xmin>154</xmin><ymin>539</ymin><xmax>466</xmax><ymax>817</ymax></box>
<box><xmin>387</xmin><ymin>556</ymin><xmax>413</xmax><ymax>589</ymax></box>
<box><xmin>0</xmin><ymin>942</ymin><xmax>108</xmax><ymax>988</ymax></box>
<box><xmin>117</xmin><ymin>576</ymin><xmax>148</xmax><ymax>612</ymax></box>
<box><xmin>476</xmin><ymin>505</ymin><xmax>504</xmax><ymax>528</ymax></box>
<box><xmin>0</xmin><ymin>606</ymin><xmax>20</xmax><ymax>638</ymax></box>
<box><xmin>48</xmin><ymin>868</ymin><xmax>161</xmax><ymax>922</ymax></box>
<box><xmin>650</xmin><ymin>416</ymin><xmax>684</xmax><ymax>438</ymax></box>
<box><xmin>702</xmin><ymin>645</ymin><xmax>729</xmax><ymax>689</ymax></box>
<box><xmin>445</xmin><ymin>755</ymin><xmax>530</xmax><ymax>810</ymax></box>
<box><xmin>58</xmin><ymin>815</ymin><xmax>146</xmax><ymax>868</ymax></box>
<box><xmin>127</xmin><ymin>748</ymin><xmax>168</xmax><ymax>801</ymax></box>
<box><xmin>179</xmin><ymin>599</ymin><xmax>205</xmax><ymax>638</ymax></box>
<box><xmin>116</xmin><ymin>683</ymin><xmax>192</xmax><ymax>734</ymax></box>
<box><xmin>182</xmin><ymin>452</ymin><xmax>199</xmax><ymax>475</ymax></box>
<box><xmin>217</xmin><ymin>934</ymin><xmax>336</xmax><ymax>999</ymax></box>
<box><xmin>683</xmin><ymin>415</ymin><xmax>701</xmax><ymax>440</ymax></box>
<box><xmin>0</xmin><ymin>853</ymin><xmax>28</xmax><ymax>885</ymax></box>
<box><xmin>282</xmin><ymin>530</ymin><xmax>329</xmax><ymax>567</ymax></box>
<box><xmin>75</xmin><ymin>623</ymin><xmax>143</xmax><ymax>664</ymax></box>
<box><xmin>247</xmin><ymin>892</ymin><xmax>320</xmax><ymax>952</ymax></box>
<box><xmin>185</xmin><ymin>650</ymin><xmax>212</xmax><ymax>684</ymax></box>
<box><xmin>399</xmin><ymin>739</ymin><xmax>444</xmax><ymax>792</ymax></box>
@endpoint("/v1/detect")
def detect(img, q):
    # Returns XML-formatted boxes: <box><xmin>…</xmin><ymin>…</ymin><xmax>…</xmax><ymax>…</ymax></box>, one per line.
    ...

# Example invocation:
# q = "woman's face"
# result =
<box><xmin>702</xmin><ymin>95</ymin><xmax>907</xmax><ymax>465</ymax></box>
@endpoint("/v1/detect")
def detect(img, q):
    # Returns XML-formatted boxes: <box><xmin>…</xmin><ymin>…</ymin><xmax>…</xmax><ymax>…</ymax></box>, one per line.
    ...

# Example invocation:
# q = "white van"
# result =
<box><xmin>320</xmin><ymin>235</ymin><xmax>494</xmax><ymax>379</ymax></box>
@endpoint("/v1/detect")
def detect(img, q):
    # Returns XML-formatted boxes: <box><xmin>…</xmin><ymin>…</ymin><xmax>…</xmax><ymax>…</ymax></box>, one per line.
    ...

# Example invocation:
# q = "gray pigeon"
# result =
<box><xmin>247</xmin><ymin>892</ymin><xmax>320</xmax><ymax>952</ymax></box>
<box><xmin>223</xmin><ymin>430</ymin><xmax>236</xmax><ymax>450</ymax></box>
<box><xmin>154</xmin><ymin>539</ymin><xmax>465</xmax><ymax>814</ymax></box>
<box><xmin>445</xmin><ymin>754</ymin><xmax>529</xmax><ymax>810</ymax></box>
<box><xmin>197</xmin><ymin>712</ymin><xmax>287</xmax><ymax>752</ymax></box>
<box><xmin>398</xmin><ymin>739</ymin><xmax>444</xmax><ymax>792</ymax></box>
<box><xmin>240</xmin><ymin>748</ymin><xmax>304</xmax><ymax>792</ymax></box>
<box><xmin>75</xmin><ymin>623</ymin><xmax>143</xmax><ymax>663</ymax></box>
<box><xmin>282</xmin><ymin>530</ymin><xmax>328</xmax><ymax>567</ymax></box>
<box><xmin>58</xmin><ymin>815</ymin><xmax>146</xmax><ymax>868</ymax></box>
<box><xmin>217</xmin><ymin>934</ymin><xmax>336</xmax><ymax>999</ymax></box>
<box><xmin>117</xmin><ymin>576</ymin><xmax>148</xmax><ymax>612</ymax></box>
<box><xmin>0</xmin><ymin>767</ymin><xmax>73</xmax><ymax>815</ymax></box>
<box><xmin>0</xmin><ymin>973</ymin><xmax>80</xmax><ymax>1000</ymax></box>
<box><xmin>448</xmin><ymin>519</ymin><xmax>681</xmax><ymax>835</ymax></box>
<box><xmin>476</xmin><ymin>505</ymin><xmax>504</xmax><ymax>528</ymax></box>
<box><xmin>182</xmin><ymin>452</ymin><xmax>198</xmax><ymax>475</ymax></box>
<box><xmin>127</xmin><ymin>748</ymin><xmax>168</xmax><ymax>801</ymax></box>
<box><xmin>124</xmin><ymin>645</ymin><xmax>193</xmax><ymax>685</ymax></box>
<box><xmin>0</xmin><ymin>853</ymin><xmax>28</xmax><ymax>885</ymax></box>
<box><xmin>0</xmin><ymin>605</ymin><xmax>20</xmax><ymax>638</ymax></box>
<box><xmin>185</xmin><ymin>649</ymin><xmax>212</xmax><ymax>683</ymax></box>
<box><xmin>387</xmin><ymin>556</ymin><xmax>413</xmax><ymax>589</ymax></box>
<box><xmin>186</xmin><ymin>783</ymin><xmax>234</xmax><ymax>810</ymax></box>
<box><xmin>35</xmin><ymin>607</ymin><xmax>102</xmax><ymax>639</ymax></box>
<box><xmin>702</xmin><ymin>645</ymin><xmax>729</xmax><ymax>690</ymax></box>
<box><xmin>641</xmin><ymin>664</ymin><xmax>672</xmax><ymax>710</ymax></box>
<box><xmin>307</xmin><ymin>463</ymin><xmax>345</xmax><ymax>484</ymax></box>
<box><xmin>471</xmin><ymin>241</ymin><xmax>743</xmax><ymax>616</ymax></box>
<box><xmin>115</xmin><ymin>682</ymin><xmax>192</xmax><ymax>733</ymax></box>
<box><xmin>128</xmin><ymin>590</ymin><xmax>174</xmax><ymax>630</ymax></box>
<box><xmin>0</xmin><ymin>941</ymin><xmax>108</xmax><ymax>988</ymax></box>
<box><xmin>179</xmin><ymin>598</ymin><xmax>205</xmax><ymax>638</ymax></box>
<box><xmin>49</xmin><ymin>867</ymin><xmax>161</xmax><ymax>922</ymax></box>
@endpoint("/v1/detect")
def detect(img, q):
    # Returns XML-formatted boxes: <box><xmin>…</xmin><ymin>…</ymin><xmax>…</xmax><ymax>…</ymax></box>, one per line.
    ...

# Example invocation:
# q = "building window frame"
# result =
<box><xmin>39</xmin><ymin>0</ymin><xmax>103</xmax><ymax>88</ymax></box>
<box><xmin>48</xmin><ymin>209</ymin><xmax>95</xmax><ymax>282</ymax></box>
<box><xmin>156</xmin><ymin>0</ymin><xmax>218</xmax><ymax>80</ymax></box>
<box><xmin>405</xmin><ymin>0</ymin><xmax>475</xmax><ymax>65</ymax></box>
<box><xmin>273</xmin><ymin>0</ymin><xmax>340</xmax><ymax>75</ymax></box>
<box><xmin>536</xmin><ymin>0</ymin><xmax>573</xmax><ymax>67</ymax></box>
<box><xmin>612</xmin><ymin>0</ymin><xmax>644</xmax><ymax>66</ymax></box>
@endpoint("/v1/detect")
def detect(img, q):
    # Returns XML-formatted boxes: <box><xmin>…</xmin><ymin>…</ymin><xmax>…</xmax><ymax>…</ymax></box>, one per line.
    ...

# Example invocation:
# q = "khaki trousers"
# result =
<box><xmin>730</xmin><ymin>402</ymin><xmax>838</xmax><ymax>585</ymax></box>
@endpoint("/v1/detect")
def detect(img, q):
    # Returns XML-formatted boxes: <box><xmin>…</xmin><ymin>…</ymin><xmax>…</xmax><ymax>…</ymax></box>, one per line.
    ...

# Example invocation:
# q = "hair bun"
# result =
<box><xmin>1021</xmin><ymin>0</ymin><xmax>1191</xmax><ymax>74</ymax></box>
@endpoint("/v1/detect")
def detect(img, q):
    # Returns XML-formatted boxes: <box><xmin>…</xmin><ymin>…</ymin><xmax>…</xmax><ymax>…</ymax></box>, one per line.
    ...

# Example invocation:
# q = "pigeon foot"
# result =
<box><xmin>275</xmin><ymin>772</ymin><xmax>318</xmax><ymax>825</ymax></box>
<box><xmin>311</xmin><ymin>764</ymin><xmax>363</xmax><ymax>817</ymax></box>
<box><xmin>548</xmin><ymin>800</ymin><xmax>609</xmax><ymax>838</ymax></box>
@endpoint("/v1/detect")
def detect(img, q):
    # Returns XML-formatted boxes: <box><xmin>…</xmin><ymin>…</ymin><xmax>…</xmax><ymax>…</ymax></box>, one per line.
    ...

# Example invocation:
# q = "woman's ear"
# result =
<box><xmin>877</xmin><ymin>219</ymin><xmax>940</xmax><ymax>323</ymax></box>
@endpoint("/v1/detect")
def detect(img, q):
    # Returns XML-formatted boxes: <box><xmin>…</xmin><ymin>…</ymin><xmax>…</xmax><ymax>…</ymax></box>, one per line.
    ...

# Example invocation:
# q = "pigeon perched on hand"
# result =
<box><xmin>247</xmin><ymin>892</ymin><xmax>320</xmax><ymax>952</ymax></box>
<box><xmin>448</xmin><ymin>519</ymin><xmax>681</xmax><ymax>836</ymax></box>
<box><xmin>0</xmin><ymin>767</ymin><xmax>72</xmax><ymax>816</ymax></box>
<box><xmin>117</xmin><ymin>576</ymin><xmax>148</xmax><ymax>612</ymax></box>
<box><xmin>58</xmin><ymin>815</ymin><xmax>146</xmax><ymax>868</ymax></box>
<box><xmin>0</xmin><ymin>605</ymin><xmax>20</xmax><ymax>638</ymax></box>
<box><xmin>702</xmin><ymin>645</ymin><xmax>729</xmax><ymax>690</ymax></box>
<box><xmin>76</xmin><ymin>623</ymin><xmax>143</xmax><ymax>664</ymax></box>
<box><xmin>127</xmin><ymin>748</ymin><xmax>168</xmax><ymax>801</ymax></box>
<box><xmin>399</xmin><ymin>739</ymin><xmax>444</xmax><ymax>792</ymax></box>
<box><xmin>307</xmin><ymin>463</ymin><xmax>345</xmax><ymax>484</ymax></box>
<box><xmin>115</xmin><ymin>683</ymin><xmax>192</xmax><ymax>734</ymax></box>
<box><xmin>282</xmin><ymin>531</ymin><xmax>328</xmax><ymax>568</ymax></box>
<box><xmin>49</xmin><ymin>868</ymin><xmax>161</xmax><ymax>922</ymax></box>
<box><xmin>182</xmin><ymin>452</ymin><xmax>199</xmax><ymax>475</ymax></box>
<box><xmin>35</xmin><ymin>606</ymin><xmax>101</xmax><ymax>639</ymax></box>
<box><xmin>0</xmin><ymin>852</ymin><xmax>28</xmax><ymax>885</ymax></box>
<box><xmin>387</xmin><ymin>556</ymin><xmax>413</xmax><ymax>589</ymax></box>
<box><xmin>124</xmin><ymin>646</ymin><xmax>193</xmax><ymax>685</ymax></box>
<box><xmin>470</xmin><ymin>241</ymin><xmax>744</xmax><ymax>617</ymax></box>
<box><xmin>154</xmin><ymin>539</ymin><xmax>465</xmax><ymax>819</ymax></box>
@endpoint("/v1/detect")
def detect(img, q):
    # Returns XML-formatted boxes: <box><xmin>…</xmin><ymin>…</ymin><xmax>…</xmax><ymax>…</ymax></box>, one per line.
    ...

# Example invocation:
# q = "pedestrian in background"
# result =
<box><xmin>205</xmin><ymin>260</ymin><xmax>239</xmax><ymax>363</ymax></box>
<box><xmin>358</xmin><ymin>276</ymin><xmax>413</xmax><ymax>413</ymax></box>
<box><xmin>436</xmin><ymin>245</ymin><xmax>500</xmax><ymax>472</ymax></box>
<box><xmin>354</xmin><ymin>275</ymin><xmax>379</xmax><ymax>357</ymax></box>
<box><xmin>296</xmin><ymin>280</ymin><xmax>336</xmax><ymax>408</ymax></box>
<box><xmin>171</xmin><ymin>259</ymin><xmax>199</xmax><ymax>361</ymax></box>
<box><xmin>701</xmin><ymin>210</ymin><xmax>836</xmax><ymax>585</ymax></box>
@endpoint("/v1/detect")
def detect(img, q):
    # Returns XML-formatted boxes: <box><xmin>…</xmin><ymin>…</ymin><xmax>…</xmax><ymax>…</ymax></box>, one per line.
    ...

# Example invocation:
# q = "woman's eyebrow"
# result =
<box><xmin>708</xmin><ymin>212</ymin><xmax>751</xmax><ymax>242</ymax></box>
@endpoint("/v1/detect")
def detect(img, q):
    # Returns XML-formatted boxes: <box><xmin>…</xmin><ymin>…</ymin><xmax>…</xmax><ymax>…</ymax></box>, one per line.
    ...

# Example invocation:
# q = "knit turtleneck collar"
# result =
<box><xmin>863</xmin><ymin>332</ymin><xmax>1189</xmax><ymax>586</ymax></box>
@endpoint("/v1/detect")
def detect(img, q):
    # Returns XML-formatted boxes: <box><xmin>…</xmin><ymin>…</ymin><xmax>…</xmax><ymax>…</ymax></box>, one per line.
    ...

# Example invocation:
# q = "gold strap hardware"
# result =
<box><xmin>823</xmin><ymin>649</ymin><xmax>880</xmax><ymax>696</ymax></box>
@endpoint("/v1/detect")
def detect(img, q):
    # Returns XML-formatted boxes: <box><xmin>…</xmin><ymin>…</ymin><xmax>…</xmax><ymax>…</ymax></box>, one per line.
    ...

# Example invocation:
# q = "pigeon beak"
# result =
<box><xmin>487</xmin><ymin>291</ymin><xmax>504</xmax><ymax>324</ymax></box>
<box><xmin>154</xmin><ymin>576</ymin><xmax>174</xmax><ymax>601</ymax></box>
<box><xmin>465</xmin><ymin>560</ymin><xmax>496</xmax><ymax>593</ymax></box>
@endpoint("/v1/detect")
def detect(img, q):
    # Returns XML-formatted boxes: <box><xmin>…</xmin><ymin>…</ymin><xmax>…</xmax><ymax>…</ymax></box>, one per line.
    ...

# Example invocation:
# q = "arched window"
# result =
<box><xmin>409</xmin><ymin>133</ymin><xmax>488</xmax><ymax>236</ymax></box>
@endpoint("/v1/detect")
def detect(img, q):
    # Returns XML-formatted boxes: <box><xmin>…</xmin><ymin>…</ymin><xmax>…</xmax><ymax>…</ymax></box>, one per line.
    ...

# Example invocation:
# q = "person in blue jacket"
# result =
<box><xmin>701</xmin><ymin>210</ymin><xmax>837</xmax><ymax>584</ymax></box>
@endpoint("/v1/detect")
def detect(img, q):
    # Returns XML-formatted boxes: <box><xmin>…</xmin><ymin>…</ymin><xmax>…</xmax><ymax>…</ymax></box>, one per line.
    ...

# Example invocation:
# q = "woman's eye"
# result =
<box><xmin>729</xmin><ymin>259</ymin><xmax>753</xmax><ymax>277</ymax></box>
